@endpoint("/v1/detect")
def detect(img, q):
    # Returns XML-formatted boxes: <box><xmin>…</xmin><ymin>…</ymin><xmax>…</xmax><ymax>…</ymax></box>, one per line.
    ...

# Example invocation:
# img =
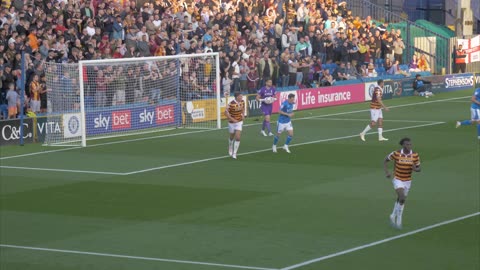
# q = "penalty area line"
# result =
<box><xmin>123</xmin><ymin>121</ymin><xmax>445</xmax><ymax>175</ymax></box>
<box><xmin>280</xmin><ymin>212</ymin><xmax>480</xmax><ymax>270</ymax></box>
<box><xmin>0</xmin><ymin>244</ymin><xmax>277</xmax><ymax>270</ymax></box>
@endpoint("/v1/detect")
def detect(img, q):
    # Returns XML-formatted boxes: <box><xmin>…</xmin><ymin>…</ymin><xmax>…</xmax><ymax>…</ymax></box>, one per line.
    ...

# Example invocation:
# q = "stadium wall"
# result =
<box><xmin>1</xmin><ymin>74</ymin><xmax>477</xmax><ymax>146</ymax></box>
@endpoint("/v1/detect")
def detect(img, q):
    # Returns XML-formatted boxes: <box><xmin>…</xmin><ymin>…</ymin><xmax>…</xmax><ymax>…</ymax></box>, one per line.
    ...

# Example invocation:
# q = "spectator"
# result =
<box><xmin>418</xmin><ymin>54</ymin><xmax>431</xmax><ymax>72</ymax></box>
<box><xmin>409</xmin><ymin>54</ymin><xmax>421</xmax><ymax>72</ymax></box>
<box><xmin>413</xmin><ymin>74</ymin><xmax>433</xmax><ymax>97</ymax></box>
<box><xmin>319</xmin><ymin>69</ymin><xmax>335</xmax><ymax>86</ymax></box>
<box><xmin>393</xmin><ymin>36</ymin><xmax>405</xmax><ymax>64</ymax></box>
<box><xmin>333</xmin><ymin>62</ymin><xmax>348</xmax><ymax>81</ymax></box>
<box><xmin>454</xmin><ymin>44</ymin><xmax>467</xmax><ymax>73</ymax></box>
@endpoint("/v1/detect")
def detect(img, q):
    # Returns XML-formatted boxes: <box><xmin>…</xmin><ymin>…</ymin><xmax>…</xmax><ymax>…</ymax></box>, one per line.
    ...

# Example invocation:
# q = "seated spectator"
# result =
<box><xmin>409</xmin><ymin>54</ymin><xmax>421</xmax><ymax>72</ymax></box>
<box><xmin>384</xmin><ymin>58</ymin><xmax>393</xmax><ymax>73</ymax></box>
<box><xmin>333</xmin><ymin>62</ymin><xmax>348</xmax><ymax>81</ymax></box>
<box><xmin>413</xmin><ymin>74</ymin><xmax>434</xmax><ymax>97</ymax></box>
<box><xmin>418</xmin><ymin>54</ymin><xmax>431</xmax><ymax>72</ymax></box>
<box><xmin>367</xmin><ymin>62</ymin><xmax>377</xmax><ymax>77</ymax></box>
<box><xmin>319</xmin><ymin>69</ymin><xmax>335</xmax><ymax>86</ymax></box>
<box><xmin>388</xmin><ymin>60</ymin><xmax>410</xmax><ymax>77</ymax></box>
<box><xmin>345</xmin><ymin>62</ymin><xmax>358</xmax><ymax>79</ymax></box>
<box><xmin>358</xmin><ymin>64</ymin><xmax>369</xmax><ymax>78</ymax></box>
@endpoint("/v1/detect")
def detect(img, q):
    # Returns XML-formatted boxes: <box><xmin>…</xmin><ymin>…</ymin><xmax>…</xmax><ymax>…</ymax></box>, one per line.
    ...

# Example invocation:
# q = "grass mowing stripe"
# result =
<box><xmin>0</xmin><ymin>95</ymin><xmax>468</xmax><ymax>161</ymax></box>
<box><xmin>280</xmin><ymin>212</ymin><xmax>480</xmax><ymax>270</ymax></box>
<box><xmin>0</xmin><ymin>121</ymin><xmax>445</xmax><ymax>175</ymax></box>
<box><xmin>123</xmin><ymin>121</ymin><xmax>445</xmax><ymax>175</ymax></box>
<box><xmin>0</xmin><ymin>244</ymin><xmax>278</xmax><ymax>270</ymax></box>
<box><xmin>305</xmin><ymin>118</ymin><xmax>440</xmax><ymax>123</ymax></box>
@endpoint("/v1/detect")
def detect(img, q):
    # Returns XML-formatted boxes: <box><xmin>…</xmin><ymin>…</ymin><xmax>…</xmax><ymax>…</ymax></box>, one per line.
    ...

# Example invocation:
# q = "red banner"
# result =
<box><xmin>271</xmin><ymin>84</ymin><xmax>365</xmax><ymax>113</ymax></box>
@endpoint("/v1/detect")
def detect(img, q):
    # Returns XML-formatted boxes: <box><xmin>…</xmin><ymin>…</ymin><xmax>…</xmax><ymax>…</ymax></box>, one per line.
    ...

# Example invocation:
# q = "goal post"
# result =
<box><xmin>43</xmin><ymin>52</ymin><xmax>222</xmax><ymax>147</ymax></box>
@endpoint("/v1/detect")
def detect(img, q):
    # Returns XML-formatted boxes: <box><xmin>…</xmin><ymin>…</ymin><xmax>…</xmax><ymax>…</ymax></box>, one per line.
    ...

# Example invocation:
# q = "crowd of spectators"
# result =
<box><xmin>0</xmin><ymin>0</ymin><xmax>434</xmax><ymax>120</ymax></box>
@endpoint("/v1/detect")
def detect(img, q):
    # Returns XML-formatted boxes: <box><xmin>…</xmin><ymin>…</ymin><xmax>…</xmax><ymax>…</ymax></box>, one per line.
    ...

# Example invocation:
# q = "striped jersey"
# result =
<box><xmin>387</xmin><ymin>149</ymin><xmax>421</xmax><ymax>181</ymax></box>
<box><xmin>227</xmin><ymin>99</ymin><xmax>245</xmax><ymax>123</ymax></box>
<box><xmin>370</xmin><ymin>86</ymin><xmax>383</xmax><ymax>109</ymax></box>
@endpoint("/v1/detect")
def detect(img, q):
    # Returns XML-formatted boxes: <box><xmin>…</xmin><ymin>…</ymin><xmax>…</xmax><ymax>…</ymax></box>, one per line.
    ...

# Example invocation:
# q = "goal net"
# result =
<box><xmin>43</xmin><ymin>53</ymin><xmax>221</xmax><ymax>147</ymax></box>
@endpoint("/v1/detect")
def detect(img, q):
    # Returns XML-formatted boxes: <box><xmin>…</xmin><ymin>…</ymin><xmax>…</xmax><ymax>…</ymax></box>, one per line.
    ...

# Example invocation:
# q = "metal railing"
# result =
<box><xmin>348</xmin><ymin>0</ymin><xmax>451</xmax><ymax>74</ymax></box>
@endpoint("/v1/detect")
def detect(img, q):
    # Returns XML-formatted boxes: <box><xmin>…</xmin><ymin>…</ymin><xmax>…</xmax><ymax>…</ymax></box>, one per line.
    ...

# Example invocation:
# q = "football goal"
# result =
<box><xmin>43</xmin><ymin>52</ymin><xmax>221</xmax><ymax>147</ymax></box>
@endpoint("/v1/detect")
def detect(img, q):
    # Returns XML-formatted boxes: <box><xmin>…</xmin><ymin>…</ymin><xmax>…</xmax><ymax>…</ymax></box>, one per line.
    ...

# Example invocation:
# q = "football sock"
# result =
<box><xmin>262</xmin><ymin>120</ymin><xmax>267</xmax><ymax>131</ymax></box>
<box><xmin>477</xmin><ymin>123</ymin><xmax>480</xmax><ymax>136</ymax></box>
<box><xmin>285</xmin><ymin>135</ymin><xmax>292</xmax><ymax>145</ymax></box>
<box><xmin>266</xmin><ymin>121</ymin><xmax>271</xmax><ymax>133</ymax></box>
<box><xmin>391</xmin><ymin>201</ymin><xmax>399</xmax><ymax>216</ymax></box>
<box><xmin>229</xmin><ymin>139</ymin><xmax>233</xmax><ymax>150</ymax></box>
<box><xmin>233</xmin><ymin>140</ymin><xmax>240</xmax><ymax>154</ymax></box>
<box><xmin>378</xmin><ymin>127</ymin><xmax>383</xmax><ymax>137</ymax></box>
<box><xmin>361</xmin><ymin>125</ymin><xmax>371</xmax><ymax>134</ymax></box>
<box><xmin>461</xmin><ymin>120</ymin><xmax>472</xmax><ymax>125</ymax></box>
<box><xmin>396</xmin><ymin>203</ymin><xmax>405</xmax><ymax>222</ymax></box>
<box><xmin>273</xmin><ymin>135</ymin><xmax>279</xmax><ymax>145</ymax></box>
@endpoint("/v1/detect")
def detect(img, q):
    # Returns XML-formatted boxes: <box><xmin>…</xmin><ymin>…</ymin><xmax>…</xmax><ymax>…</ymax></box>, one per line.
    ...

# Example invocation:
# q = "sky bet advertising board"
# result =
<box><xmin>86</xmin><ymin>104</ymin><xmax>179</xmax><ymax>136</ymax></box>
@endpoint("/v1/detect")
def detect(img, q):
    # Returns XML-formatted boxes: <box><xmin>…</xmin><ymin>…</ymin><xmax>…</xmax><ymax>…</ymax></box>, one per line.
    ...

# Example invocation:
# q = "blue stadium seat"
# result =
<box><xmin>399</xmin><ymin>64</ymin><xmax>409</xmax><ymax>71</ymax></box>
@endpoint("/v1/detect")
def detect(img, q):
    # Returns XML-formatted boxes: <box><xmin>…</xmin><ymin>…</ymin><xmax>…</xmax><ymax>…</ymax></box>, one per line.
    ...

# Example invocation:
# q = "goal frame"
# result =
<box><xmin>77</xmin><ymin>52</ymin><xmax>221</xmax><ymax>147</ymax></box>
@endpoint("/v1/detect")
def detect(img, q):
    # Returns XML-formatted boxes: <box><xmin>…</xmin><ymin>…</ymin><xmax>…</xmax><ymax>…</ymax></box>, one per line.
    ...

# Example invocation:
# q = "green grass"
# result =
<box><xmin>1</xmin><ymin>90</ymin><xmax>479</xmax><ymax>270</ymax></box>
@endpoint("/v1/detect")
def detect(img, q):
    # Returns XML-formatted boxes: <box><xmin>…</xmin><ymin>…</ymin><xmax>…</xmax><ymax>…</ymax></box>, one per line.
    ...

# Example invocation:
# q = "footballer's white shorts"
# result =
<box><xmin>392</xmin><ymin>178</ymin><xmax>412</xmax><ymax>196</ymax></box>
<box><xmin>370</xmin><ymin>109</ymin><xmax>383</xmax><ymax>122</ymax></box>
<box><xmin>228</xmin><ymin>121</ymin><xmax>243</xmax><ymax>133</ymax></box>
<box><xmin>471</xmin><ymin>108</ymin><xmax>480</xmax><ymax>121</ymax></box>
<box><xmin>277</xmin><ymin>121</ymin><xmax>293</xmax><ymax>133</ymax></box>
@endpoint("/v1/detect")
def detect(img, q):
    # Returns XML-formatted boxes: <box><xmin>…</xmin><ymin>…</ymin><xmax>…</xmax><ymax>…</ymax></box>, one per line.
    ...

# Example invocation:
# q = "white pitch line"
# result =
<box><xmin>123</xmin><ymin>121</ymin><xmax>445</xmax><ymax>175</ymax></box>
<box><xmin>0</xmin><ymin>121</ymin><xmax>446</xmax><ymax>176</ymax></box>
<box><xmin>0</xmin><ymin>244</ymin><xmax>277</xmax><ymax>270</ymax></box>
<box><xmin>441</xmin><ymin>100</ymin><xmax>472</xmax><ymax>103</ymax></box>
<box><xmin>0</xmin><ymin>166</ymin><xmax>125</xmax><ymax>176</ymax></box>
<box><xmin>281</xmin><ymin>212</ymin><xmax>480</xmax><ymax>270</ymax></box>
<box><xmin>0</xmin><ymin>95</ymin><xmax>468</xmax><ymax>161</ymax></box>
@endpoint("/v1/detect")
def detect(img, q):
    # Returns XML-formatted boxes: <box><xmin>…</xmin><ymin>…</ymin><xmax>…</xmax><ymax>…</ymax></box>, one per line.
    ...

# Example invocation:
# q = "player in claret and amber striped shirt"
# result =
<box><xmin>360</xmin><ymin>79</ymin><xmax>390</xmax><ymax>142</ymax></box>
<box><xmin>384</xmin><ymin>137</ymin><xmax>421</xmax><ymax>229</ymax></box>
<box><xmin>225</xmin><ymin>91</ymin><xmax>245</xmax><ymax>159</ymax></box>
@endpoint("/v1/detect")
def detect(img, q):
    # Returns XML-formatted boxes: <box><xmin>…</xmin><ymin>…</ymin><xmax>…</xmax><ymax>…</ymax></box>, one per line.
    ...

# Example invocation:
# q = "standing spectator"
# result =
<box><xmin>383</xmin><ymin>35</ymin><xmax>394</xmax><ymax>62</ymax></box>
<box><xmin>231</xmin><ymin>55</ymin><xmax>241</xmax><ymax>92</ymax></box>
<box><xmin>393</xmin><ymin>36</ymin><xmax>405</xmax><ymax>64</ymax></box>
<box><xmin>95</xmin><ymin>69</ymin><xmax>107</xmax><ymax>107</ymax></box>
<box><xmin>6</xmin><ymin>83</ymin><xmax>18</xmax><ymax>119</ymax></box>
<box><xmin>258</xmin><ymin>52</ymin><xmax>273</xmax><ymax>88</ymax></box>
<box><xmin>454</xmin><ymin>44</ymin><xmax>467</xmax><ymax>73</ymax></box>
<box><xmin>222</xmin><ymin>70</ymin><xmax>233</xmax><ymax>96</ymax></box>
<box><xmin>112</xmin><ymin>15</ymin><xmax>124</xmax><ymax>41</ymax></box>
<box><xmin>29</xmin><ymin>74</ymin><xmax>41</xmax><ymax>112</ymax></box>
<box><xmin>279</xmin><ymin>54</ymin><xmax>290</xmax><ymax>88</ymax></box>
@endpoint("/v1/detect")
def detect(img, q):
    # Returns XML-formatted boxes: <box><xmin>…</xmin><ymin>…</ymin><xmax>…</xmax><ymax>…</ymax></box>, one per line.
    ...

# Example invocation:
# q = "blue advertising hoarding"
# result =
<box><xmin>86</xmin><ymin>103</ymin><xmax>180</xmax><ymax>136</ymax></box>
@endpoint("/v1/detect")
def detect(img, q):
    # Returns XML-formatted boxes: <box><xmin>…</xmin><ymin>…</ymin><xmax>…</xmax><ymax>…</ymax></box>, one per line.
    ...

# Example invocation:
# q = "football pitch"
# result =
<box><xmin>0</xmin><ymin>89</ymin><xmax>478</xmax><ymax>270</ymax></box>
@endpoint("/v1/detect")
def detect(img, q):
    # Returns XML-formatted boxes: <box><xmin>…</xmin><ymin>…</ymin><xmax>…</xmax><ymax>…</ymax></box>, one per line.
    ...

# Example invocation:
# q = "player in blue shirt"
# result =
<box><xmin>273</xmin><ymin>93</ymin><xmax>295</xmax><ymax>153</ymax></box>
<box><xmin>256</xmin><ymin>79</ymin><xmax>277</xmax><ymax>136</ymax></box>
<box><xmin>456</xmin><ymin>88</ymin><xmax>480</xmax><ymax>140</ymax></box>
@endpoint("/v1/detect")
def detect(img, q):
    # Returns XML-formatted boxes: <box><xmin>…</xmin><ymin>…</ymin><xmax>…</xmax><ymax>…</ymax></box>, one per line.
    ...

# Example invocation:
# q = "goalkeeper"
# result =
<box><xmin>256</xmin><ymin>79</ymin><xmax>277</xmax><ymax>136</ymax></box>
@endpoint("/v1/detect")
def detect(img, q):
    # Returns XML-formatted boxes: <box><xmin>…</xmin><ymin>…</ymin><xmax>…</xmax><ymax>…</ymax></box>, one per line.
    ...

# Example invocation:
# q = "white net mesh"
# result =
<box><xmin>43</xmin><ymin>53</ymin><xmax>221</xmax><ymax>146</ymax></box>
